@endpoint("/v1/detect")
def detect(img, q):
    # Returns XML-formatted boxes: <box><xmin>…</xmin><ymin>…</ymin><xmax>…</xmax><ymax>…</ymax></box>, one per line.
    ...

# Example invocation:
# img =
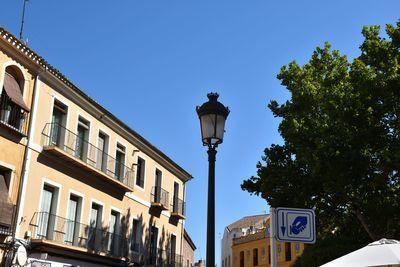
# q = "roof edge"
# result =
<box><xmin>0</xmin><ymin>26</ymin><xmax>192</xmax><ymax>182</ymax></box>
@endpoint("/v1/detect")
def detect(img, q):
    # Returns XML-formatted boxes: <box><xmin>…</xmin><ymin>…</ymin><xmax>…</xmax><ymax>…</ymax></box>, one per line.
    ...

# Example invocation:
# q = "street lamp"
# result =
<box><xmin>196</xmin><ymin>92</ymin><xmax>230</xmax><ymax>267</ymax></box>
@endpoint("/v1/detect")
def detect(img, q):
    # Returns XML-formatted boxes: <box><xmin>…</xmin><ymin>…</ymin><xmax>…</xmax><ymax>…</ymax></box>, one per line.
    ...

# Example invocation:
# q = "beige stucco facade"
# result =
<box><xmin>0</xmin><ymin>27</ymin><xmax>192</xmax><ymax>267</ymax></box>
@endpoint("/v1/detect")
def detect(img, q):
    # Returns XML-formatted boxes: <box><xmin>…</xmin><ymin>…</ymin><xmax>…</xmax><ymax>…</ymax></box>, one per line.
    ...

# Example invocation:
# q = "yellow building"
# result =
<box><xmin>231</xmin><ymin>217</ymin><xmax>304</xmax><ymax>267</ymax></box>
<box><xmin>0</xmin><ymin>27</ymin><xmax>35</xmax><ymax>261</ymax></box>
<box><xmin>0</xmin><ymin>27</ymin><xmax>192</xmax><ymax>267</ymax></box>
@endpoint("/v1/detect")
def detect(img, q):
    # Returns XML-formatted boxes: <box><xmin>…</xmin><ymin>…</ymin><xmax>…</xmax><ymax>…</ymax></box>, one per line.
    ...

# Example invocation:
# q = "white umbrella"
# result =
<box><xmin>320</xmin><ymin>238</ymin><xmax>400</xmax><ymax>267</ymax></box>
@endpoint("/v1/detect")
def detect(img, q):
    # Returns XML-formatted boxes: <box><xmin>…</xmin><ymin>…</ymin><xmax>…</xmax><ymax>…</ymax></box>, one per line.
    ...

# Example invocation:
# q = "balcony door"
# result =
<box><xmin>154</xmin><ymin>169</ymin><xmax>162</xmax><ymax>203</ymax></box>
<box><xmin>170</xmin><ymin>234</ymin><xmax>176</xmax><ymax>263</ymax></box>
<box><xmin>38</xmin><ymin>185</ymin><xmax>55</xmax><ymax>239</ymax></box>
<box><xmin>50</xmin><ymin>101</ymin><xmax>67</xmax><ymax>147</ymax></box>
<box><xmin>108</xmin><ymin>211</ymin><xmax>120</xmax><ymax>254</ymax></box>
<box><xmin>88</xmin><ymin>203</ymin><xmax>102</xmax><ymax>250</ymax></box>
<box><xmin>149</xmin><ymin>226</ymin><xmax>158</xmax><ymax>264</ymax></box>
<box><xmin>65</xmin><ymin>195</ymin><xmax>81</xmax><ymax>246</ymax></box>
<box><xmin>115</xmin><ymin>144</ymin><xmax>126</xmax><ymax>181</ymax></box>
<box><xmin>173</xmin><ymin>182</ymin><xmax>179</xmax><ymax>212</ymax></box>
<box><xmin>76</xmin><ymin>118</ymin><xmax>89</xmax><ymax>160</ymax></box>
<box><xmin>97</xmin><ymin>133</ymin><xmax>108</xmax><ymax>172</ymax></box>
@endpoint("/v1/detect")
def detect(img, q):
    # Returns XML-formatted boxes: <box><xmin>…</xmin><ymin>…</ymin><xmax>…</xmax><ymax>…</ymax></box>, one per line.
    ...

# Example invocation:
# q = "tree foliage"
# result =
<box><xmin>241</xmin><ymin>21</ymin><xmax>400</xmax><ymax>266</ymax></box>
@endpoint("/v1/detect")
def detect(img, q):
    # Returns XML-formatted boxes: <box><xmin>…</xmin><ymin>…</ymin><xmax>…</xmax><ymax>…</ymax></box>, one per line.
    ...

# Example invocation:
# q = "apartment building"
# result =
<box><xmin>0</xmin><ymin>30</ymin><xmax>35</xmax><ymax>261</ymax></box>
<box><xmin>182</xmin><ymin>230</ymin><xmax>196</xmax><ymax>267</ymax></box>
<box><xmin>224</xmin><ymin>215</ymin><xmax>305</xmax><ymax>267</ymax></box>
<box><xmin>0</xmin><ymin>27</ymin><xmax>192</xmax><ymax>267</ymax></box>
<box><xmin>221</xmin><ymin>215</ymin><xmax>269</xmax><ymax>267</ymax></box>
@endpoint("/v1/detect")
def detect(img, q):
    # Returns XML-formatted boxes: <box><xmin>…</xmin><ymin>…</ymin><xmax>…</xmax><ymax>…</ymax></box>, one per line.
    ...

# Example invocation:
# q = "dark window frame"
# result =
<box><xmin>135</xmin><ymin>157</ymin><xmax>145</xmax><ymax>188</ymax></box>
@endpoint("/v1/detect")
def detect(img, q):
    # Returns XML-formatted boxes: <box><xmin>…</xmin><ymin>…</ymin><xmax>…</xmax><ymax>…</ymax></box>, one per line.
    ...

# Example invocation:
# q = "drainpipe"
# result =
<box><xmin>14</xmin><ymin>71</ymin><xmax>42</xmax><ymax>238</ymax></box>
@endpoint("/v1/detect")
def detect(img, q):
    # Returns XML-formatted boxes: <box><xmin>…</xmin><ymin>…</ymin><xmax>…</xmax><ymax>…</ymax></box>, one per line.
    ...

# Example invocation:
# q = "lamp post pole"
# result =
<box><xmin>196</xmin><ymin>92</ymin><xmax>229</xmax><ymax>267</ymax></box>
<box><xmin>206</xmin><ymin>146</ymin><xmax>216</xmax><ymax>267</ymax></box>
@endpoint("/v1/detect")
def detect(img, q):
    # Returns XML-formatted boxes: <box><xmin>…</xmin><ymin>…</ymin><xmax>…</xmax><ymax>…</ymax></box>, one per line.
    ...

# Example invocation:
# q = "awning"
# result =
<box><xmin>3</xmin><ymin>72</ymin><xmax>30</xmax><ymax>112</ymax></box>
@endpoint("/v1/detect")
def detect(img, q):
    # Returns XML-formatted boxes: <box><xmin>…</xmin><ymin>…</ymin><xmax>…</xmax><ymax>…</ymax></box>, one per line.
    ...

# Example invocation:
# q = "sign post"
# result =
<box><xmin>270</xmin><ymin>207</ymin><xmax>316</xmax><ymax>267</ymax></box>
<box><xmin>269</xmin><ymin>207</ymin><xmax>277</xmax><ymax>267</ymax></box>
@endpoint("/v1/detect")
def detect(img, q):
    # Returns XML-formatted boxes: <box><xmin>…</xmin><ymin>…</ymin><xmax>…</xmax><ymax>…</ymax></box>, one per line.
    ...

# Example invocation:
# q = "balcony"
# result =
<box><xmin>0</xmin><ymin>93</ymin><xmax>28</xmax><ymax>136</ymax></box>
<box><xmin>150</xmin><ymin>186</ymin><xmax>169</xmax><ymax>211</ymax></box>
<box><xmin>29</xmin><ymin>212</ymin><xmax>129</xmax><ymax>259</ymax></box>
<box><xmin>232</xmin><ymin>229</ymin><xmax>267</xmax><ymax>245</ymax></box>
<box><xmin>147</xmin><ymin>249</ymin><xmax>183</xmax><ymax>267</ymax></box>
<box><xmin>170</xmin><ymin>198</ymin><xmax>185</xmax><ymax>220</ymax></box>
<box><xmin>41</xmin><ymin>123</ymin><xmax>134</xmax><ymax>192</ymax></box>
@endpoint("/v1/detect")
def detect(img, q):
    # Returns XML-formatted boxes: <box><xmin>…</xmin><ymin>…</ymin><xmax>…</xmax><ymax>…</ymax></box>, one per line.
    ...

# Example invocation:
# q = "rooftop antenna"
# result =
<box><xmin>19</xmin><ymin>0</ymin><xmax>29</xmax><ymax>41</ymax></box>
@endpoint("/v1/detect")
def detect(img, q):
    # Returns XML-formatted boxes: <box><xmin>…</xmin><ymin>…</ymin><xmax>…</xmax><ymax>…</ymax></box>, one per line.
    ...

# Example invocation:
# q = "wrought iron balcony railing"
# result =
<box><xmin>41</xmin><ymin>123</ymin><xmax>134</xmax><ymax>189</ymax></box>
<box><xmin>171</xmin><ymin>197</ymin><xmax>185</xmax><ymax>216</ymax></box>
<box><xmin>151</xmin><ymin>186</ymin><xmax>169</xmax><ymax>209</ymax></box>
<box><xmin>29</xmin><ymin>212</ymin><xmax>128</xmax><ymax>258</ymax></box>
<box><xmin>0</xmin><ymin>93</ymin><xmax>28</xmax><ymax>135</ymax></box>
<box><xmin>147</xmin><ymin>248</ymin><xmax>183</xmax><ymax>267</ymax></box>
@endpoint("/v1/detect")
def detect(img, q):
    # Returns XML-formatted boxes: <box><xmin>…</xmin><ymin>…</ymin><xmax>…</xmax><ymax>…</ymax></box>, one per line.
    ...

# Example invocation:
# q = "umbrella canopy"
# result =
<box><xmin>320</xmin><ymin>239</ymin><xmax>400</xmax><ymax>267</ymax></box>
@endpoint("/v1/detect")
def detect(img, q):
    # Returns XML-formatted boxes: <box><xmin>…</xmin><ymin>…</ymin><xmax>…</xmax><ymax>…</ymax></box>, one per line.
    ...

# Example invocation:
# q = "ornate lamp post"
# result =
<box><xmin>196</xmin><ymin>93</ymin><xmax>230</xmax><ymax>267</ymax></box>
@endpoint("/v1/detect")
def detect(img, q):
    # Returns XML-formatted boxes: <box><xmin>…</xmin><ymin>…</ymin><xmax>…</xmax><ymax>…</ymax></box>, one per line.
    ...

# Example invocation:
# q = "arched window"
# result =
<box><xmin>0</xmin><ymin>66</ymin><xmax>29</xmax><ymax>133</ymax></box>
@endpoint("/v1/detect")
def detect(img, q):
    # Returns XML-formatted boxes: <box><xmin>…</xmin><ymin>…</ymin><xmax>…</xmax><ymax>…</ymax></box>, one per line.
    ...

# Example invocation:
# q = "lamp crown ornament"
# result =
<box><xmin>207</xmin><ymin>92</ymin><xmax>219</xmax><ymax>101</ymax></box>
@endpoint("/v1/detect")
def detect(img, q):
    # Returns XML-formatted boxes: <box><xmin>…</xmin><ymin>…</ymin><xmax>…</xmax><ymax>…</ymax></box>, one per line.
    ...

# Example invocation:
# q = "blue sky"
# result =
<box><xmin>2</xmin><ymin>0</ymin><xmax>400</xmax><ymax>265</ymax></box>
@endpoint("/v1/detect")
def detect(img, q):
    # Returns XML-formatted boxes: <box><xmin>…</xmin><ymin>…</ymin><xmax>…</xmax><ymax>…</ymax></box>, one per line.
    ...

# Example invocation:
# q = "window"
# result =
<box><xmin>228</xmin><ymin>255</ymin><xmax>230</xmax><ymax>267</ymax></box>
<box><xmin>135</xmin><ymin>157</ymin><xmax>145</xmax><ymax>188</ymax></box>
<box><xmin>295</xmin><ymin>242</ymin><xmax>301</xmax><ymax>254</ymax></box>
<box><xmin>130</xmin><ymin>218</ymin><xmax>141</xmax><ymax>252</ymax></box>
<box><xmin>0</xmin><ymin>168</ymin><xmax>13</xmax><ymax>231</ymax></box>
<box><xmin>115</xmin><ymin>144</ymin><xmax>126</xmax><ymax>180</ymax></box>
<box><xmin>88</xmin><ymin>203</ymin><xmax>103</xmax><ymax>250</ymax></box>
<box><xmin>268</xmin><ymin>245</ymin><xmax>271</xmax><ymax>264</ymax></box>
<box><xmin>38</xmin><ymin>184</ymin><xmax>59</xmax><ymax>240</ymax></box>
<box><xmin>0</xmin><ymin>68</ymin><xmax>29</xmax><ymax>133</ymax></box>
<box><xmin>261</xmin><ymin>247</ymin><xmax>266</xmax><ymax>261</ymax></box>
<box><xmin>239</xmin><ymin>251</ymin><xmax>244</xmax><ymax>267</ymax></box>
<box><xmin>50</xmin><ymin>100</ymin><xmax>67</xmax><ymax>147</ymax></box>
<box><xmin>149</xmin><ymin>226</ymin><xmax>159</xmax><ymax>264</ymax></box>
<box><xmin>108</xmin><ymin>210</ymin><xmax>120</xmax><ymax>254</ymax></box>
<box><xmin>75</xmin><ymin>117</ymin><xmax>89</xmax><ymax>160</ymax></box>
<box><xmin>253</xmin><ymin>248</ymin><xmax>258</xmax><ymax>266</ymax></box>
<box><xmin>170</xmin><ymin>234</ymin><xmax>177</xmax><ymax>260</ymax></box>
<box><xmin>65</xmin><ymin>194</ymin><xmax>82</xmax><ymax>246</ymax></box>
<box><xmin>285</xmin><ymin>242</ymin><xmax>292</xmax><ymax>261</ymax></box>
<box><xmin>154</xmin><ymin>169</ymin><xmax>162</xmax><ymax>203</ymax></box>
<box><xmin>96</xmin><ymin>132</ymin><xmax>109</xmax><ymax>172</ymax></box>
<box><xmin>173</xmin><ymin>182</ymin><xmax>179</xmax><ymax>212</ymax></box>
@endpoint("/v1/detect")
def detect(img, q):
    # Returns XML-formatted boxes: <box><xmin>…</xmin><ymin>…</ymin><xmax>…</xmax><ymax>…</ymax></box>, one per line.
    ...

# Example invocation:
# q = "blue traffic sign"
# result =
<box><xmin>275</xmin><ymin>207</ymin><xmax>316</xmax><ymax>244</ymax></box>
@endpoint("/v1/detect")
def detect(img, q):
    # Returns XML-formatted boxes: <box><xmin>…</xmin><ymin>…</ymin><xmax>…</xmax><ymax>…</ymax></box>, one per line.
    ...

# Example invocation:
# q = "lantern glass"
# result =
<box><xmin>200</xmin><ymin>113</ymin><xmax>226</xmax><ymax>145</ymax></box>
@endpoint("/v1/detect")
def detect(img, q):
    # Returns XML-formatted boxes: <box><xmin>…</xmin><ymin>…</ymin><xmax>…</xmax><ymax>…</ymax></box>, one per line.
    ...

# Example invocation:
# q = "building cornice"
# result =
<box><xmin>0</xmin><ymin>26</ymin><xmax>192</xmax><ymax>182</ymax></box>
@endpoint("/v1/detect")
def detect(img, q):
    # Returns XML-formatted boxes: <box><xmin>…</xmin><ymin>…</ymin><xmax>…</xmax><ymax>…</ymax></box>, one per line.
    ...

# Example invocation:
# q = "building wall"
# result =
<box><xmin>221</xmin><ymin>228</ymin><xmax>243</xmax><ymax>267</ymax></box>
<box><xmin>232</xmin><ymin>234</ymin><xmax>304</xmax><ymax>267</ymax></box>
<box><xmin>0</xmin><ymin>27</ymin><xmax>190</xmax><ymax>266</ymax></box>
<box><xmin>0</xmin><ymin>49</ymin><xmax>34</xmax><ymax>205</ymax></box>
<box><xmin>15</xmin><ymin>67</ymin><xmax>187</xmax><ymax>263</ymax></box>
<box><xmin>182</xmin><ymin>235</ymin><xmax>195</xmax><ymax>267</ymax></box>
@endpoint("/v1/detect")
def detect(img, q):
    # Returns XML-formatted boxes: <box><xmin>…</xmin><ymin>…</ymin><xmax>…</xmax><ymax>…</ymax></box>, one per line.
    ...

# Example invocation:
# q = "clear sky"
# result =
<box><xmin>2</xmin><ymin>0</ymin><xmax>400</xmax><ymax>265</ymax></box>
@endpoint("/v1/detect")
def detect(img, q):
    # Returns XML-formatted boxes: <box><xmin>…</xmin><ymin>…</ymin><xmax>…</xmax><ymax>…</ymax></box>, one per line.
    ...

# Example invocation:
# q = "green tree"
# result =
<box><xmin>242</xmin><ymin>21</ymin><xmax>400</xmax><ymax>266</ymax></box>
